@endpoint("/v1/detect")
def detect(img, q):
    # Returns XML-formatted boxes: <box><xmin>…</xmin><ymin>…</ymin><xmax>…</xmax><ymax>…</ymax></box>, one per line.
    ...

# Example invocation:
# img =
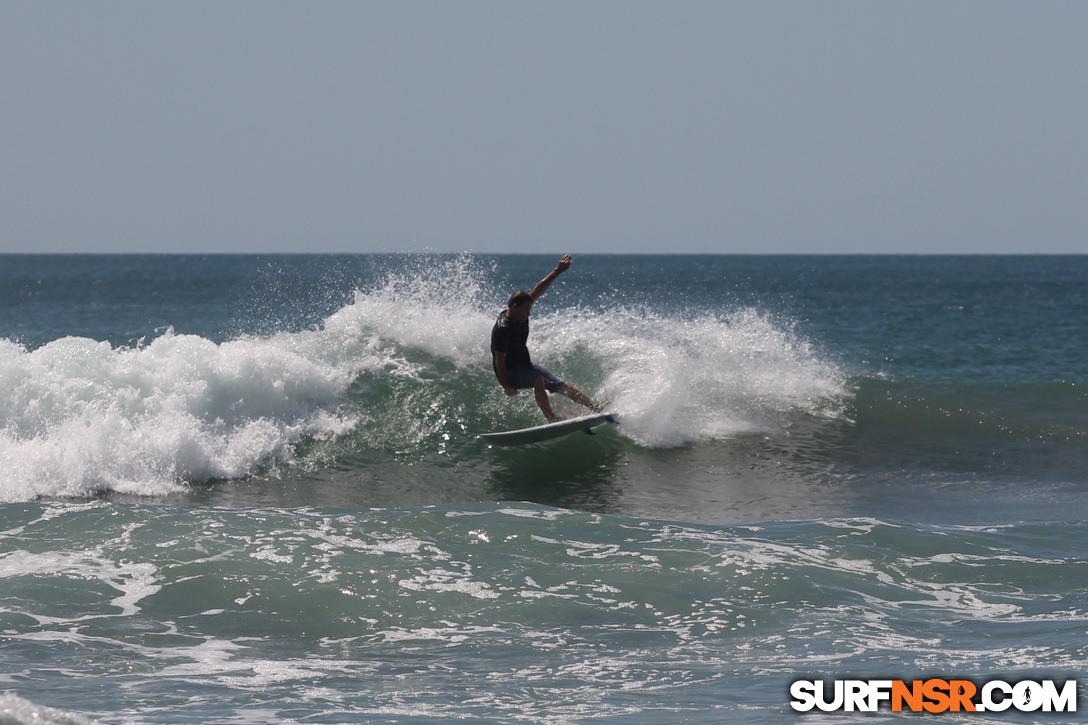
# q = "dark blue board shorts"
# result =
<box><xmin>502</xmin><ymin>364</ymin><xmax>565</xmax><ymax>393</ymax></box>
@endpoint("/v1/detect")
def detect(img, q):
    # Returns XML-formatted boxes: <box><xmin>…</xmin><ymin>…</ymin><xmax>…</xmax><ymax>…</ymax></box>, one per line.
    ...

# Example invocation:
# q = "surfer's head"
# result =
<box><xmin>506</xmin><ymin>291</ymin><xmax>533</xmax><ymax>321</ymax></box>
<box><xmin>508</xmin><ymin>291</ymin><xmax>532</xmax><ymax>308</ymax></box>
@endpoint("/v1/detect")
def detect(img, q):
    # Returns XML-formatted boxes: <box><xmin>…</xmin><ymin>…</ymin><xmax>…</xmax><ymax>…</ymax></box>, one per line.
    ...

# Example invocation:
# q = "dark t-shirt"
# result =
<box><xmin>491</xmin><ymin>310</ymin><xmax>531</xmax><ymax>371</ymax></box>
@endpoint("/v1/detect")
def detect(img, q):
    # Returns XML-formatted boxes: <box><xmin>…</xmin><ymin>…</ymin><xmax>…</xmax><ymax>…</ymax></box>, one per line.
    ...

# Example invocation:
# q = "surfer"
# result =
<box><xmin>491</xmin><ymin>255</ymin><xmax>601</xmax><ymax>423</ymax></box>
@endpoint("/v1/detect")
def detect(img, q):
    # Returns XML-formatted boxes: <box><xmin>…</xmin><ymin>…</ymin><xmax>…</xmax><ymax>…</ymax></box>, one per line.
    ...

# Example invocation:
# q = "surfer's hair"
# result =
<box><xmin>508</xmin><ymin>291</ymin><xmax>533</xmax><ymax>308</ymax></box>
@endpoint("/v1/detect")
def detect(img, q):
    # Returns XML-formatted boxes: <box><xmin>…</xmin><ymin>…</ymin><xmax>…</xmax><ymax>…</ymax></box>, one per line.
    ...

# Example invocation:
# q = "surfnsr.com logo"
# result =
<box><xmin>790</xmin><ymin>678</ymin><xmax>1078</xmax><ymax>714</ymax></box>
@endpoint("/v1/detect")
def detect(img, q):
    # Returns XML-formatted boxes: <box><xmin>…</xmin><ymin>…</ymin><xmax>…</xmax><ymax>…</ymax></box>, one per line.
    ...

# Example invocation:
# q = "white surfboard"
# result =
<box><xmin>479</xmin><ymin>412</ymin><xmax>617</xmax><ymax>447</ymax></box>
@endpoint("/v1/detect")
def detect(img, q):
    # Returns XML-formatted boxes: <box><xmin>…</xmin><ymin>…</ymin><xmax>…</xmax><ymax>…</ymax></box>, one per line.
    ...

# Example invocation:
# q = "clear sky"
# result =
<box><xmin>2</xmin><ymin>1</ymin><xmax>1085</xmax><ymax>254</ymax></box>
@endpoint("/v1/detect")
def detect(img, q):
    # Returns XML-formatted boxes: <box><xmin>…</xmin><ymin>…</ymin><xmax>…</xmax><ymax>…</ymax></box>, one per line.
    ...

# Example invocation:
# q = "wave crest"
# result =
<box><xmin>0</xmin><ymin>331</ymin><xmax>361</xmax><ymax>502</ymax></box>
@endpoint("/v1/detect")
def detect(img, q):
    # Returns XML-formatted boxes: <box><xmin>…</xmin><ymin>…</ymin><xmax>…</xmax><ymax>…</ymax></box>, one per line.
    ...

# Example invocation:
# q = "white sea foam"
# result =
<box><xmin>0</xmin><ymin>331</ymin><xmax>365</xmax><ymax>502</ymax></box>
<box><xmin>0</xmin><ymin>692</ymin><xmax>98</xmax><ymax>725</ymax></box>
<box><xmin>535</xmin><ymin>305</ymin><xmax>847</xmax><ymax>447</ymax></box>
<box><xmin>0</xmin><ymin>257</ymin><xmax>500</xmax><ymax>503</ymax></box>
<box><xmin>0</xmin><ymin>530</ymin><xmax>163</xmax><ymax>626</ymax></box>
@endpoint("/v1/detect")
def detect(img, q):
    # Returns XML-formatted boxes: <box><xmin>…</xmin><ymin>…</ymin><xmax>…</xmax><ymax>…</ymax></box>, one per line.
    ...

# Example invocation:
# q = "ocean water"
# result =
<box><xmin>0</xmin><ymin>254</ymin><xmax>1086</xmax><ymax>723</ymax></box>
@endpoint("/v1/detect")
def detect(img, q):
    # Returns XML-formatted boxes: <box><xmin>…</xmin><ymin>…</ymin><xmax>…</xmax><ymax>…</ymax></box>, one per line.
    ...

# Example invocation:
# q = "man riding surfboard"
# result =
<box><xmin>490</xmin><ymin>255</ymin><xmax>602</xmax><ymax>422</ymax></box>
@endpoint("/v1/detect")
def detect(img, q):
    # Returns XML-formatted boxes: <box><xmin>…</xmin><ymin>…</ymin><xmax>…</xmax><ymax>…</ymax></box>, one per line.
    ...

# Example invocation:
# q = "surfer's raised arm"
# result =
<box><xmin>529</xmin><ymin>254</ymin><xmax>573</xmax><ymax>301</ymax></box>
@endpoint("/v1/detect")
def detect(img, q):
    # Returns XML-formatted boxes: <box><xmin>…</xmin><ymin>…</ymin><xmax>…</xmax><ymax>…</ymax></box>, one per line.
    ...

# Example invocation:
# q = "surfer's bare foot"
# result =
<box><xmin>546</xmin><ymin>414</ymin><xmax>565</xmax><ymax>423</ymax></box>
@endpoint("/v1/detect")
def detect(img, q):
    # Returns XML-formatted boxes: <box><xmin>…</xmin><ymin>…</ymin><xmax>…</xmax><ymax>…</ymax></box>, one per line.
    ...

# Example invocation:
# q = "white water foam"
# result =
<box><xmin>0</xmin><ymin>331</ymin><xmax>364</xmax><ymax>502</ymax></box>
<box><xmin>536</xmin><ymin>305</ymin><xmax>847</xmax><ymax>447</ymax></box>
<box><xmin>0</xmin><ymin>257</ymin><xmax>498</xmax><ymax>502</ymax></box>
<box><xmin>0</xmin><ymin>692</ymin><xmax>97</xmax><ymax>725</ymax></box>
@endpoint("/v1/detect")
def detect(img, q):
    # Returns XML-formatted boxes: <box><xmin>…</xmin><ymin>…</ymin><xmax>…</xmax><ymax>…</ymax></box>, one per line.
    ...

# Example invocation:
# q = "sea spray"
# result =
<box><xmin>319</xmin><ymin>254</ymin><xmax>497</xmax><ymax>370</ymax></box>
<box><xmin>534</xmin><ymin>305</ymin><xmax>847</xmax><ymax>447</ymax></box>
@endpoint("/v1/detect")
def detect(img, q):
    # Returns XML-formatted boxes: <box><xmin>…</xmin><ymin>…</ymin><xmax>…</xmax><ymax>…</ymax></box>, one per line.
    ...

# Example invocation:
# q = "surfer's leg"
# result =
<box><xmin>557</xmin><ymin>383</ymin><xmax>598</xmax><ymax>410</ymax></box>
<box><xmin>529</xmin><ymin>364</ymin><xmax>601</xmax><ymax>412</ymax></box>
<box><xmin>534</xmin><ymin>376</ymin><xmax>563</xmax><ymax>423</ymax></box>
<box><xmin>506</xmin><ymin>366</ymin><xmax>563</xmax><ymax>422</ymax></box>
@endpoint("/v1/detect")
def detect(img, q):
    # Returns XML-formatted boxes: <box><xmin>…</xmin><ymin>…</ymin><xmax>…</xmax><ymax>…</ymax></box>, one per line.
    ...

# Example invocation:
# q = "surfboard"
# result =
<box><xmin>479</xmin><ymin>412</ymin><xmax>617</xmax><ymax>447</ymax></box>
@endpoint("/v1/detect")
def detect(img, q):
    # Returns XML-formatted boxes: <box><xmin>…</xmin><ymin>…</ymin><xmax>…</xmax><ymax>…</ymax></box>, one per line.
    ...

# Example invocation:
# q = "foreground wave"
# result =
<box><xmin>1</xmin><ymin>501</ymin><xmax>1084</xmax><ymax>723</ymax></box>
